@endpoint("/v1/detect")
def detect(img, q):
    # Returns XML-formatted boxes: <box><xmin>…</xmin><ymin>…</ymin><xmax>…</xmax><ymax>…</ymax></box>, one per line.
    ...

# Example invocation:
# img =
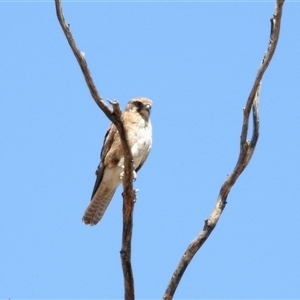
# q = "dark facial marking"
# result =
<box><xmin>134</xmin><ymin>101</ymin><xmax>143</xmax><ymax>110</ymax></box>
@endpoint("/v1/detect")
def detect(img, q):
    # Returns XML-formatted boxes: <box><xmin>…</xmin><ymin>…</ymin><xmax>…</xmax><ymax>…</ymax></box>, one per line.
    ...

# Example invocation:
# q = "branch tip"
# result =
<box><xmin>108</xmin><ymin>99</ymin><xmax>119</xmax><ymax>106</ymax></box>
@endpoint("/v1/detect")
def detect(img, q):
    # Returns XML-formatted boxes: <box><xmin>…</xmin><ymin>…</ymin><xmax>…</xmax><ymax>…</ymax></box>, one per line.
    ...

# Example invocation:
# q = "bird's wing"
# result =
<box><xmin>83</xmin><ymin>123</ymin><xmax>123</xmax><ymax>225</ymax></box>
<box><xmin>90</xmin><ymin>123</ymin><xmax>118</xmax><ymax>200</ymax></box>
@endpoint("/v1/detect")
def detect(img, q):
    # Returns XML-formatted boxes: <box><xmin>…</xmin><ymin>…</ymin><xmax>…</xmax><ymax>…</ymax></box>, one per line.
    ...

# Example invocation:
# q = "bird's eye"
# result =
<box><xmin>134</xmin><ymin>101</ymin><xmax>143</xmax><ymax>109</ymax></box>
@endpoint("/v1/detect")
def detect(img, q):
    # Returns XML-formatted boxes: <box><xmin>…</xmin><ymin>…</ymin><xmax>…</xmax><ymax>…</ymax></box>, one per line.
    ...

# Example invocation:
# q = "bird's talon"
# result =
<box><xmin>133</xmin><ymin>170</ymin><xmax>137</xmax><ymax>181</ymax></box>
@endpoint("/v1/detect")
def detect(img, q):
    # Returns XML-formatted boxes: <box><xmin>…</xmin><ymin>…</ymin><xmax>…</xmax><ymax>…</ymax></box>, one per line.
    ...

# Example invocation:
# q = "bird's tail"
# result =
<box><xmin>82</xmin><ymin>186</ymin><xmax>117</xmax><ymax>226</ymax></box>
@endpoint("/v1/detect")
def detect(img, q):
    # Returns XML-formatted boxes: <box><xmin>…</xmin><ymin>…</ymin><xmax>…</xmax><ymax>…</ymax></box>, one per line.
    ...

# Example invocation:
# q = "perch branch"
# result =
<box><xmin>163</xmin><ymin>1</ymin><xmax>285</xmax><ymax>299</ymax></box>
<box><xmin>55</xmin><ymin>1</ymin><xmax>135</xmax><ymax>299</ymax></box>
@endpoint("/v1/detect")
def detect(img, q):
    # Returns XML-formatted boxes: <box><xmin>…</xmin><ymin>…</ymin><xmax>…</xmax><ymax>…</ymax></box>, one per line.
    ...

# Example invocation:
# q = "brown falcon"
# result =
<box><xmin>82</xmin><ymin>97</ymin><xmax>152</xmax><ymax>226</ymax></box>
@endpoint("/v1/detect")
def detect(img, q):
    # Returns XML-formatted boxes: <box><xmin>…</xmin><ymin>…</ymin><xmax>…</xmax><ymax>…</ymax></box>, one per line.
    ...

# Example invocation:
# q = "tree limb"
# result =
<box><xmin>163</xmin><ymin>1</ymin><xmax>285</xmax><ymax>299</ymax></box>
<box><xmin>55</xmin><ymin>1</ymin><xmax>135</xmax><ymax>299</ymax></box>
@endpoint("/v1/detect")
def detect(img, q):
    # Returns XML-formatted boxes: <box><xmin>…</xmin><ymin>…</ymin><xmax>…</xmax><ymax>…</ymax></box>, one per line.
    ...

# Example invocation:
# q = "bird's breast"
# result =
<box><xmin>130</xmin><ymin>124</ymin><xmax>152</xmax><ymax>167</ymax></box>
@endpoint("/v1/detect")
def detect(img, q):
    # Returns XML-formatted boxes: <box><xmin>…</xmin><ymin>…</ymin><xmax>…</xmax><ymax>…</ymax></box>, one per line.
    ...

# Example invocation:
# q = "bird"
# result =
<box><xmin>82</xmin><ymin>97</ymin><xmax>152</xmax><ymax>226</ymax></box>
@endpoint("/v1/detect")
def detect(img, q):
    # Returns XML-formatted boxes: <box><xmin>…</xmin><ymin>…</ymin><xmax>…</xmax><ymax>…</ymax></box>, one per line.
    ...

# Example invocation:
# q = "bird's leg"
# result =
<box><xmin>119</xmin><ymin>167</ymin><xmax>137</xmax><ymax>182</ymax></box>
<box><xmin>120</xmin><ymin>165</ymin><xmax>138</xmax><ymax>202</ymax></box>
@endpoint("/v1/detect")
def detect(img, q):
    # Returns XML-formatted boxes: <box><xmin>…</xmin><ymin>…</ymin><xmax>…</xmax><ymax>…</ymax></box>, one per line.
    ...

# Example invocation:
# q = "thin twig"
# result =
<box><xmin>163</xmin><ymin>1</ymin><xmax>285</xmax><ymax>299</ymax></box>
<box><xmin>55</xmin><ymin>1</ymin><xmax>135</xmax><ymax>299</ymax></box>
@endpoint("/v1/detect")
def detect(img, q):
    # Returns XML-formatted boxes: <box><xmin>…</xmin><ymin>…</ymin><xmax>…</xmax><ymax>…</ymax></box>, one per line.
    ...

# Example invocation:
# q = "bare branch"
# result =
<box><xmin>55</xmin><ymin>1</ymin><xmax>135</xmax><ymax>299</ymax></box>
<box><xmin>163</xmin><ymin>1</ymin><xmax>285</xmax><ymax>299</ymax></box>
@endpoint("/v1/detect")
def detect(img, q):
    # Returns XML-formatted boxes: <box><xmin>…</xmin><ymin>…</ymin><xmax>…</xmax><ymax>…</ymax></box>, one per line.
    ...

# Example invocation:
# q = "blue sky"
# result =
<box><xmin>1</xmin><ymin>1</ymin><xmax>300</xmax><ymax>299</ymax></box>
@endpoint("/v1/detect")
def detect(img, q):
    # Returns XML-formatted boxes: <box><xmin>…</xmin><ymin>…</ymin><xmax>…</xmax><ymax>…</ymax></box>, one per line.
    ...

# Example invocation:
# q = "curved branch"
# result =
<box><xmin>163</xmin><ymin>1</ymin><xmax>285</xmax><ymax>299</ymax></box>
<box><xmin>55</xmin><ymin>1</ymin><xmax>135</xmax><ymax>299</ymax></box>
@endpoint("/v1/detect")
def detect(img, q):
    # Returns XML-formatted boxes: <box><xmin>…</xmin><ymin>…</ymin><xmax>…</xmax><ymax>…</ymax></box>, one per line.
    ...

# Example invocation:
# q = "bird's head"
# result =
<box><xmin>125</xmin><ymin>97</ymin><xmax>152</xmax><ymax>121</ymax></box>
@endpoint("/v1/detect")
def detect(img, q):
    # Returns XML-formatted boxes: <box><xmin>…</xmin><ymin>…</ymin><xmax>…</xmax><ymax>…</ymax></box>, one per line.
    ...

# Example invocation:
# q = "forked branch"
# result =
<box><xmin>163</xmin><ymin>1</ymin><xmax>285</xmax><ymax>299</ymax></box>
<box><xmin>55</xmin><ymin>1</ymin><xmax>135</xmax><ymax>299</ymax></box>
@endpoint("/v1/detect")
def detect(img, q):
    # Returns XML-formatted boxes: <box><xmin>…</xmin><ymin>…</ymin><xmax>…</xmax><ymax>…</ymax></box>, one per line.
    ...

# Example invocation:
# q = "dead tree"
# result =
<box><xmin>55</xmin><ymin>1</ymin><xmax>285</xmax><ymax>299</ymax></box>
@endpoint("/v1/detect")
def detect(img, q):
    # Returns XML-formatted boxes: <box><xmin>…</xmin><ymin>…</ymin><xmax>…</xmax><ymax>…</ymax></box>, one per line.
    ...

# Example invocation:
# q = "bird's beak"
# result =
<box><xmin>145</xmin><ymin>104</ymin><xmax>151</xmax><ymax>113</ymax></box>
